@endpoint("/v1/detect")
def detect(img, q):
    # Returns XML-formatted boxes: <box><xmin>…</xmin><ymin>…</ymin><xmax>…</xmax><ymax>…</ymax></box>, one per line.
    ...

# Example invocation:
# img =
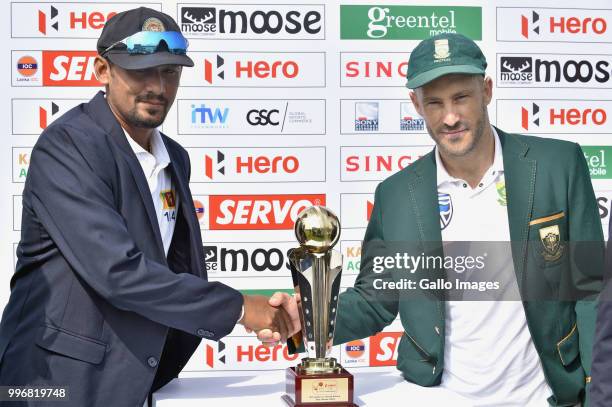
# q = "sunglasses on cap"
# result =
<box><xmin>101</xmin><ymin>31</ymin><xmax>189</xmax><ymax>56</ymax></box>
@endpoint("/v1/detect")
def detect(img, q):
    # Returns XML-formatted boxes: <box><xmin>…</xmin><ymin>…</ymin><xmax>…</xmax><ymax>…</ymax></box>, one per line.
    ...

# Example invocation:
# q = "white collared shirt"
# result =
<box><xmin>124</xmin><ymin>128</ymin><xmax>178</xmax><ymax>256</ymax></box>
<box><xmin>436</xmin><ymin>128</ymin><xmax>553</xmax><ymax>406</ymax></box>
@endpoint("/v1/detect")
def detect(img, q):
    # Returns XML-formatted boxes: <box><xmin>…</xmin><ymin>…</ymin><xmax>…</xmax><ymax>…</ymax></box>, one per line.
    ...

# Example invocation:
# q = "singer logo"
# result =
<box><xmin>208</xmin><ymin>194</ymin><xmax>325</xmax><ymax>230</ymax></box>
<box><xmin>369</xmin><ymin>332</ymin><xmax>402</xmax><ymax>366</ymax></box>
<box><xmin>42</xmin><ymin>51</ymin><xmax>100</xmax><ymax>86</ymax></box>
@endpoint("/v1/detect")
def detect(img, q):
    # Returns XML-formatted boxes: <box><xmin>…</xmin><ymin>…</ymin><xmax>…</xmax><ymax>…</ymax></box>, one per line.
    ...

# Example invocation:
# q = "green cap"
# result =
<box><xmin>406</xmin><ymin>33</ymin><xmax>487</xmax><ymax>89</ymax></box>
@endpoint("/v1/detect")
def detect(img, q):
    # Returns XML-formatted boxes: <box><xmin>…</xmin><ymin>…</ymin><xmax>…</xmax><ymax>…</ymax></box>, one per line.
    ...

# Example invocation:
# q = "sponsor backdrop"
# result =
<box><xmin>3</xmin><ymin>0</ymin><xmax>612</xmax><ymax>375</ymax></box>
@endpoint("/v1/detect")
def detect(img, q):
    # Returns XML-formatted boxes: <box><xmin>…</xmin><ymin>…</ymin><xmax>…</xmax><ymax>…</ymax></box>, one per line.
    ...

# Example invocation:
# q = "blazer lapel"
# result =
<box><xmin>164</xmin><ymin>142</ymin><xmax>205</xmax><ymax>278</ymax></box>
<box><xmin>498</xmin><ymin>127</ymin><xmax>536</xmax><ymax>286</ymax></box>
<box><xmin>406</xmin><ymin>153</ymin><xmax>446</xmax><ymax>308</ymax></box>
<box><xmin>407</xmin><ymin>152</ymin><xmax>443</xmax><ymax>244</ymax></box>
<box><xmin>85</xmin><ymin>91</ymin><xmax>166</xmax><ymax>259</ymax></box>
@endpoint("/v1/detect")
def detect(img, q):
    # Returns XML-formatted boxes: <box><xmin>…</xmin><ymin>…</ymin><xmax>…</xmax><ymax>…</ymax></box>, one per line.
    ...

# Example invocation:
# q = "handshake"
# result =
<box><xmin>238</xmin><ymin>292</ymin><xmax>302</xmax><ymax>345</ymax></box>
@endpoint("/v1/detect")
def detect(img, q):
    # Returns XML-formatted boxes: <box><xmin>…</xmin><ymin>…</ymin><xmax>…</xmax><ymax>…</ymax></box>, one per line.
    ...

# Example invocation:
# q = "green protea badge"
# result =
<box><xmin>496</xmin><ymin>181</ymin><xmax>507</xmax><ymax>206</ymax></box>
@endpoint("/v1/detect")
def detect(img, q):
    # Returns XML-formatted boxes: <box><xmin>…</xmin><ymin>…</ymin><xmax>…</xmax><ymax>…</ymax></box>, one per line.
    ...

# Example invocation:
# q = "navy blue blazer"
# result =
<box><xmin>0</xmin><ymin>91</ymin><xmax>243</xmax><ymax>406</ymax></box>
<box><xmin>591</xmin><ymin>217</ymin><xmax>612</xmax><ymax>406</ymax></box>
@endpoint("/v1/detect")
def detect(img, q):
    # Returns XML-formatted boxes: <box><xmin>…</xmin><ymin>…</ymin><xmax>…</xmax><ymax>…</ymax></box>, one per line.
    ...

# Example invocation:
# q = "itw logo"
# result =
<box><xmin>191</xmin><ymin>104</ymin><xmax>229</xmax><ymax>124</ymax></box>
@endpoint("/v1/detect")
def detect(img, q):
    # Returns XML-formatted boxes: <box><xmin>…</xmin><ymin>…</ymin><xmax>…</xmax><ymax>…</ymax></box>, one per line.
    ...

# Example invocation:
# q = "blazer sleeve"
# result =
<box><xmin>568</xmin><ymin>143</ymin><xmax>605</xmax><ymax>406</ymax></box>
<box><xmin>591</xmin><ymin>189</ymin><xmax>612</xmax><ymax>404</ymax></box>
<box><xmin>25</xmin><ymin>125</ymin><xmax>243</xmax><ymax>341</ymax></box>
<box><xmin>333</xmin><ymin>182</ymin><xmax>399</xmax><ymax>344</ymax></box>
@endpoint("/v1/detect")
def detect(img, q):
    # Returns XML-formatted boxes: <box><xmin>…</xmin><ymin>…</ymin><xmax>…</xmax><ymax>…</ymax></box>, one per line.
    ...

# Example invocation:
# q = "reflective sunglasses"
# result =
<box><xmin>102</xmin><ymin>31</ymin><xmax>189</xmax><ymax>56</ymax></box>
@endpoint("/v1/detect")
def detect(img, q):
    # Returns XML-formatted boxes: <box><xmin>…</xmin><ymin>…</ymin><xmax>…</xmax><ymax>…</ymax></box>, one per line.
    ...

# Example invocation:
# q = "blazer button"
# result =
<box><xmin>197</xmin><ymin>329</ymin><xmax>214</xmax><ymax>338</ymax></box>
<box><xmin>147</xmin><ymin>357</ymin><xmax>158</xmax><ymax>368</ymax></box>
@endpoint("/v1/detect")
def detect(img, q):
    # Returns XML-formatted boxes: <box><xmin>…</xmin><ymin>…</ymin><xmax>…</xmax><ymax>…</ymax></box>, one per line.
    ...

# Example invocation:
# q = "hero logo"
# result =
<box><xmin>190</xmin><ymin>147</ymin><xmax>325</xmax><ymax>183</ymax></box>
<box><xmin>208</xmin><ymin>194</ymin><xmax>325</xmax><ymax>230</ymax></box>
<box><xmin>498</xmin><ymin>54</ymin><xmax>612</xmax><ymax>87</ymax></box>
<box><xmin>204</xmin><ymin>150</ymin><xmax>225</xmax><ymax>180</ymax></box>
<box><xmin>39</xmin><ymin>9</ymin><xmax>117</xmax><ymax>34</ymax></box>
<box><xmin>39</xmin><ymin>102</ymin><xmax>60</xmax><ymax>129</ymax></box>
<box><xmin>180</xmin><ymin>5</ymin><xmax>323</xmax><ymax>38</ymax></box>
<box><xmin>369</xmin><ymin>332</ymin><xmax>402</xmax><ymax>366</ymax></box>
<box><xmin>204</xmin><ymin>341</ymin><xmax>226</xmax><ymax>368</ymax></box>
<box><xmin>521</xmin><ymin>10</ymin><xmax>607</xmax><ymax>39</ymax></box>
<box><xmin>204</xmin><ymin>54</ymin><xmax>299</xmax><ymax>84</ymax></box>
<box><xmin>38</xmin><ymin>6</ymin><xmax>59</xmax><ymax>34</ymax></box>
<box><xmin>43</xmin><ymin>51</ymin><xmax>100</xmax><ymax>86</ymax></box>
<box><xmin>203</xmin><ymin>150</ymin><xmax>299</xmax><ymax>180</ymax></box>
<box><xmin>521</xmin><ymin>103</ymin><xmax>606</xmax><ymax>131</ymax></box>
<box><xmin>236</xmin><ymin>343</ymin><xmax>299</xmax><ymax>363</ymax></box>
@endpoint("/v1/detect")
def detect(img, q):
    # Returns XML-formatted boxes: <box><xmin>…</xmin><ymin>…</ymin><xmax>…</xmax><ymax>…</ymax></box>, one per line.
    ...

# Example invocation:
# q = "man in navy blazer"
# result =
<box><xmin>591</xmin><ymin>219</ymin><xmax>612</xmax><ymax>405</ymax></box>
<box><xmin>0</xmin><ymin>8</ymin><xmax>297</xmax><ymax>406</ymax></box>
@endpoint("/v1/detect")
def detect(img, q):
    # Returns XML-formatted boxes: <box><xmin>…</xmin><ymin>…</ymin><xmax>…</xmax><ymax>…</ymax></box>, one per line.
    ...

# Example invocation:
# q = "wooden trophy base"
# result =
<box><xmin>282</xmin><ymin>365</ymin><xmax>358</xmax><ymax>407</ymax></box>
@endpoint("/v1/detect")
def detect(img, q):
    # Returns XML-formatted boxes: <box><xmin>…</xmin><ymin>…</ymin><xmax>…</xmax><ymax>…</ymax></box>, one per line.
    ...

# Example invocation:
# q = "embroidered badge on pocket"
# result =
<box><xmin>539</xmin><ymin>225</ymin><xmax>563</xmax><ymax>262</ymax></box>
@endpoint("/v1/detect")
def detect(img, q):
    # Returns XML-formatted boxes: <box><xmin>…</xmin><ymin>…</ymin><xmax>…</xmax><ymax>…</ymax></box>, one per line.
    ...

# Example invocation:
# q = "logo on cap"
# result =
<box><xmin>433</xmin><ymin>39</ymin><xmax>450</xmax><ymax>61</ymax></box>
<box><xmin>142</xmin><ymin>17</ymin><xmax>165</xmax><ymax>32</ymax></box>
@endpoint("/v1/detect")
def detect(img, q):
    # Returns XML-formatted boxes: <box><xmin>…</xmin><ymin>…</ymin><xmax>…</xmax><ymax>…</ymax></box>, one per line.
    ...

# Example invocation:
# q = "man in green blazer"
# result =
<box><xmin>268</xmin><ymin>33</ymin><xmax>603</xmax><ymax>406</ymax></box>
<box><xmin>334</xmin><ymin>34</ymin><xmax>602</xmax><ymax>406</ymax></box>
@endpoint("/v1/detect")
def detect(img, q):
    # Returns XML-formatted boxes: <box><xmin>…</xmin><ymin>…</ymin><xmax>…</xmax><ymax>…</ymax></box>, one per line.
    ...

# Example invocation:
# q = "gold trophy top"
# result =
<box><xmin>294</xmin><ymin>206</ymin><xmax>340</xmax><ymax>254</ymax></box>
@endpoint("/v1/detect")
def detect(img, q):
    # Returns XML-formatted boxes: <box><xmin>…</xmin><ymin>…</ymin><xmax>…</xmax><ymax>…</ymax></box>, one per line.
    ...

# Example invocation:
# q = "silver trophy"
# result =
<box><xmin>283</xmin><ymin>206</ymin><xmax>355</xmax><ymax>406</ymax></box>
<box><xmin>289</xmin><ymin>205</ymin><xmax>344</xmax><ymax>374</ymax></box>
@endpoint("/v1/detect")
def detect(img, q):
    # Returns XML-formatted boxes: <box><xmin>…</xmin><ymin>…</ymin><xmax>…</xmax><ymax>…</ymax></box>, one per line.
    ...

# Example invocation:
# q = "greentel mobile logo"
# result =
<box><xmin>340</xmin><ymin>5</ymin><xmax>482</xmax><ymax>40</ymax></box>
<box><xmin>583</xmin><ymin>146</ymin><xmax>612</xmax><ymax>179</ymax></box>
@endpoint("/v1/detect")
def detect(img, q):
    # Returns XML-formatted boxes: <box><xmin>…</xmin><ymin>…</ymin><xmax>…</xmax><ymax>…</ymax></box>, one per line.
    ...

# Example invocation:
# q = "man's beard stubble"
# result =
<box><xmin>431</xmin><ymin>104</ymin><xmax>488</xmax><ymax>158</ymax></box>
<box><xmin>127</xmin><ymin>93</ymin><xmax>169</xmax><ymax>128</ymax></box>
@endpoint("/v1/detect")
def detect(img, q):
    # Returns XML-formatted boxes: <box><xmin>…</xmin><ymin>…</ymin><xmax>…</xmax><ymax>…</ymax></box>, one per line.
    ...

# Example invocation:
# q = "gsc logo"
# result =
<box><xmin>247</xmin><ymin>109</ymin><xmax>280</xmax><ymax>126</ymax></box>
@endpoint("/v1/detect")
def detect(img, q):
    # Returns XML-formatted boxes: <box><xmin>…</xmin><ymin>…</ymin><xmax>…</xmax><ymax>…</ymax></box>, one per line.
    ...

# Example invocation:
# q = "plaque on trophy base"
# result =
<box><xmin>282</xmin><ymin>206</ymin><xmax>357</xmax><ymax>407</ymax></box>
<box><xmin>282</xmin><ymin>358</ymin><xmax>356</xmax><ymax>407</ymax></box>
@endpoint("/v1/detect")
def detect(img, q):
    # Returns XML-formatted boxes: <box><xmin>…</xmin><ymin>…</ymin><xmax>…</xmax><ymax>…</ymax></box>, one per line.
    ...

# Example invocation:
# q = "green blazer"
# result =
<box><xmin>333</xmin><ymin>128</ymin><xmax>603</xmax><ymax>406</ymax></box>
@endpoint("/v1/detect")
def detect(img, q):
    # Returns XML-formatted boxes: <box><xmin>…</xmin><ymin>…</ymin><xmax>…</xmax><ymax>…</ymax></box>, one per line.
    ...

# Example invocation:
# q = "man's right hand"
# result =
<box><xmin>239</xmin><ymin>294</ymin><xmax>298</xmax><ymax>342</ymax></box>
<box><xmin>257</xmin><ymin>292</ymin><xmax>301</xmax><ymax>346</ymax></box>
